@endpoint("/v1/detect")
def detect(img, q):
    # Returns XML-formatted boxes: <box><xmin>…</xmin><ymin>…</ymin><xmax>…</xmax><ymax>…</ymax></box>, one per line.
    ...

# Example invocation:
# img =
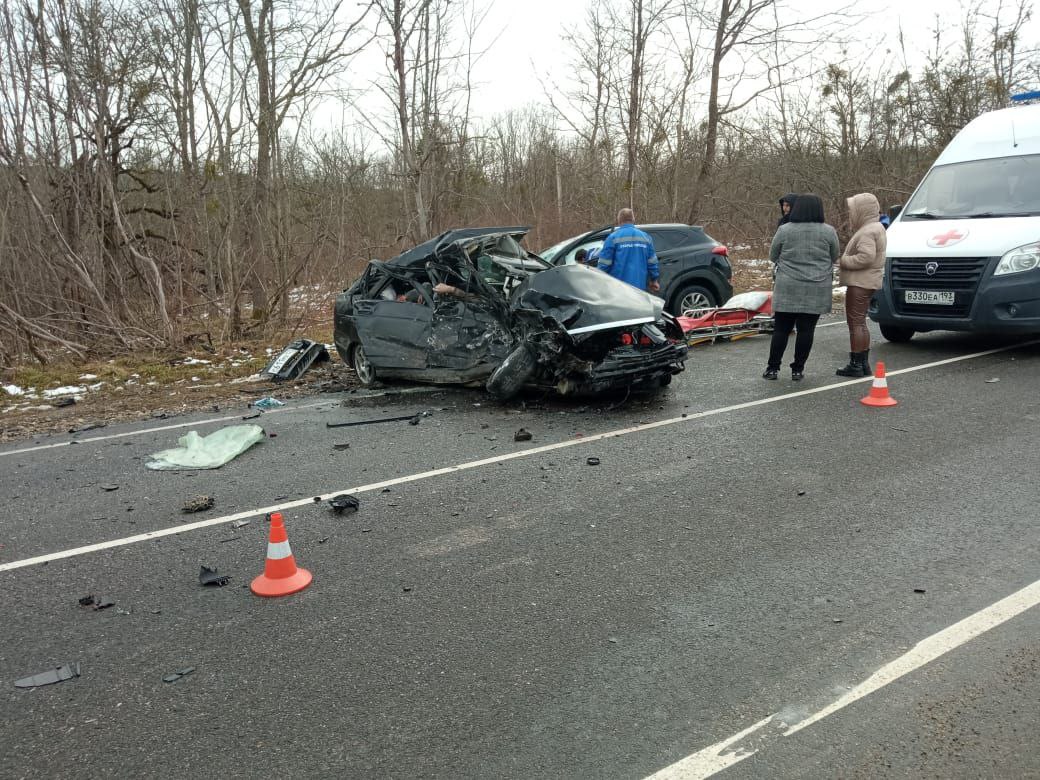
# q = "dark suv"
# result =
<box><xmin>539</xmin><ymin>224</ymin><xmax>732</xmax><ymax>314</ymax></box>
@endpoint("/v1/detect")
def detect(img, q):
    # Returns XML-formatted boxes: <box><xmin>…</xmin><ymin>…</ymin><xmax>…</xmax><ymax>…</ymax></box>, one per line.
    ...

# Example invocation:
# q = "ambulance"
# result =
<box><xmin>870</xmin><ymin>92</ymin><xmax>1040</xmax><ymax>341</ymax></box>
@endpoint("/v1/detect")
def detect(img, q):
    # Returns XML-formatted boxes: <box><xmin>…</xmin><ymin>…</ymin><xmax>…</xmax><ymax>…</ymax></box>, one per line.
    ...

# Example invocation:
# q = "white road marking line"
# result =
<box><xmin>0</xmin><ymin>339</ymin><xmax>1034</xmax><ymax>574</ymax></box>
<box><xmin>0</xmin><ymin>400</ymin><xmax>333</xmax><ymax>457</ymax></box>
<box><xmin>0</xmin><ymin>385</ymin><xmax>447</xmax><ymax>458</ymax></box>
<box><xmin>645</xmin><ymin>574</ymin><xmax>1040</xmax><ymax>779</ymax></box>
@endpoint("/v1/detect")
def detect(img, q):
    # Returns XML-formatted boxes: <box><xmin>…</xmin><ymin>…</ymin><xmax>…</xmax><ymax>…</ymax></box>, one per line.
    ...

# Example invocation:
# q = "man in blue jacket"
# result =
<box><xmin>596</xmin><ymin>208</ymin><xmax>660</xmax><ymax>292</ymax></box>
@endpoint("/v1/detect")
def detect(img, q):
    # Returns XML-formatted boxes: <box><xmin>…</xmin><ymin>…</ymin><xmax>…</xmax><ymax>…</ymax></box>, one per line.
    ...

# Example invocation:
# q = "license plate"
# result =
<box><xmin>904</xmin><ymin>290</ymin><xmax>954</xmax><ymax>305</ymax></box>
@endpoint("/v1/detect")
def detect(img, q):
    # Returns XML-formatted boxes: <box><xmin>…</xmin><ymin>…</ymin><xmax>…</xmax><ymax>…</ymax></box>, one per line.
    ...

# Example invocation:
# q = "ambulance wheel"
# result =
<box><xmin>880</xmin><ymin>324</ymin><xmax>915</xmax><ymax>343</ymax></box>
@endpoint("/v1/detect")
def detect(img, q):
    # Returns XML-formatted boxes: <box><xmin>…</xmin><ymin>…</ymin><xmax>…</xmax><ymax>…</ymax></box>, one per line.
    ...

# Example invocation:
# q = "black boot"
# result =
<box><xmin>836</xmin><ymin>351</ymin><xmax>869</xmax><ymax>378</ymax></box>
<box><xmin>861</xmin><ymin>349</ymin><xmax>872</xmax><ymax>376</ymax></box>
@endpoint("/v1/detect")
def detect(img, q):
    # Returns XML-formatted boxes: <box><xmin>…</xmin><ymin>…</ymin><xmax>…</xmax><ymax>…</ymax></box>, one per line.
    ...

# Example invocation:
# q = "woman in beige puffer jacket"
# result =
<box><xmin>836</xmin><ymin>193</ymin><xmax>887</xmax><ymax>377</ymax></box>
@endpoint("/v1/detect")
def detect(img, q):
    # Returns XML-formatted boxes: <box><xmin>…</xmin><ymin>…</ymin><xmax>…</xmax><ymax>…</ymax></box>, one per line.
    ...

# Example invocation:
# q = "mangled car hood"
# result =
<box><xmin>384</xmin><ymin>226</ymin><xmax>532</xmax><ymax>270</ymax></box>
<box><xmin>514</xmin><ymin>264</ymin><xmax>665</xmax><ymax>335</ymax></box>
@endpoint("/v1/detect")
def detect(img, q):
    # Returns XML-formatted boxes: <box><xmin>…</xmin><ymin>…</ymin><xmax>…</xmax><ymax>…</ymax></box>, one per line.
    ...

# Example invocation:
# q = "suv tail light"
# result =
<box><xmin>711</xmin><ymin>245</ymin><xmax>729</xmax><ymax>257</ymax></box>
<box><xmin>620</xmin><ymin>333</ymin><xmax>634</xmax><ymax>346</ymax></box>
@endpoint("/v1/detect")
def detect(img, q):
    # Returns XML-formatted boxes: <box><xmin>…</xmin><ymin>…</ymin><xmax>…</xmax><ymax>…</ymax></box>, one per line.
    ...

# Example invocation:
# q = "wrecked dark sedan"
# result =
<box><xmin>333</xmin><ymin>227</ymin><xmax>687</xmax><ymax>399</ymax></box>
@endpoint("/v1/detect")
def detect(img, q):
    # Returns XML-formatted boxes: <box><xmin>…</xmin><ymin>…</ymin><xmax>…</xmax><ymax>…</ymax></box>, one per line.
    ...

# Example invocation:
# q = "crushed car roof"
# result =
<box><xmin>384</xmin><ymin>226</ymin><xmax>531</xmax><ymax>269</ymax></box>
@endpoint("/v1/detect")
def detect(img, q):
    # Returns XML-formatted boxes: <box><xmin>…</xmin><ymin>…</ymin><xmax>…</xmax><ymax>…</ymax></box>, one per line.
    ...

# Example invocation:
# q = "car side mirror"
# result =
<box><xmin>888</xmin><ymin>204</ymin><xmax>902</xmax><ymax>220</ymax></box>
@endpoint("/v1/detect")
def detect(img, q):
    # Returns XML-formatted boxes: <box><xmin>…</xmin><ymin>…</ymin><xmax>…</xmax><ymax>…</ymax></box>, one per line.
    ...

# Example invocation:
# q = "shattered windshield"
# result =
<box><xmin>903</xmin><ymin>154</ymin><xmax>1040</xmax><ymax>219</ymax></box>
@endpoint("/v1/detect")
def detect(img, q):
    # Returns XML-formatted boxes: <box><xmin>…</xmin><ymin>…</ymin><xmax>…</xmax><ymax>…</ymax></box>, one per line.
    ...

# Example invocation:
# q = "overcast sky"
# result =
<box><xmin>427</xmin><ymin>0</ymin><xmax>1037</xmax><ymax>118</ymax></box>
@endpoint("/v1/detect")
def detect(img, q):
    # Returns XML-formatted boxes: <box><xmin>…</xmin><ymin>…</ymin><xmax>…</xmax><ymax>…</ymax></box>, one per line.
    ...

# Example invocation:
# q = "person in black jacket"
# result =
<box><xmin>777</xmin><ymin>193</ymin><xmax>798</xmax><ymax>227</ymax></box>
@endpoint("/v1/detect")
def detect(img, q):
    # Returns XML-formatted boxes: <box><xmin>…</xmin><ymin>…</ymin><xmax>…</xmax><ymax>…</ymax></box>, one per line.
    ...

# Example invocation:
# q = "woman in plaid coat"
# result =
<box><xmin>764</xmin><ymin>194</ymin><xmax>839</xmax><ymax>380</ymax></box>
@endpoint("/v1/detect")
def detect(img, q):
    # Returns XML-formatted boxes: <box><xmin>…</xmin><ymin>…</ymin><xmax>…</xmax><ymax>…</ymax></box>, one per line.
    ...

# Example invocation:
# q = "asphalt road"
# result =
<box><xmin>2</xmin><ymin>319</ymin><xmax>1039</xmax><ymax>779</ymax></box>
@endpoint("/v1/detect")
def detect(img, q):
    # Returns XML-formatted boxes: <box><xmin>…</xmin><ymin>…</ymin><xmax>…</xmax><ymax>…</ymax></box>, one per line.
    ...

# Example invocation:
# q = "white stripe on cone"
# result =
<box><xmin>873</xmin><ymin>377</ymin><xmax>887</xmax><ymax>389</ymax></box>
<box><xmin>266</xmin><ymin>540</ymin><xmax>293</xmax><ymax>560</ymax></box>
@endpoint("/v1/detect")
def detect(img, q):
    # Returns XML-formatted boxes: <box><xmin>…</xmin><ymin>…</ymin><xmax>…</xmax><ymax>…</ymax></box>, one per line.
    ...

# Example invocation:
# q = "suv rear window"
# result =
<box><xmin>648</xmin><ymin>228</ymin><xmax>696</xmax><ymax>252</ymax></box>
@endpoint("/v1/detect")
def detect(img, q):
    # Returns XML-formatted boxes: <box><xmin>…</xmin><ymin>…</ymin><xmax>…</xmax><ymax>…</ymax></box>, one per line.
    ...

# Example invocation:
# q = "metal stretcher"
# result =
<box><xmin>676</xmin><ymin>291</ymin><xmax>774</xmax><ymax>346</ymax></box>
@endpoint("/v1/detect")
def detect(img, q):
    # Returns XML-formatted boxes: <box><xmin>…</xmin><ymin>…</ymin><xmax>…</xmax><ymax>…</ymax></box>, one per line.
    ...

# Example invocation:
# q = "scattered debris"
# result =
<box><xmin>985</xmin><ymin>377</ymin><xmax>1000</xmax><ymax>384</ymax></box>
<box><xmin>100</xmin><ymin>484</ymin><xmax>120</xmax><ymax>492</ymax></box>
<box><xmin>328</xmin><ymin>494</ymin><xmax>360</xmax><ymax>514</ymax></box>
<box><xmin>514</xmin><ymin>428</ymin><xmax>533</xmax><ymax>442</ymax></box>
<box><xmin>162</xmin><ymin>667</ymin><xmax>195</xmax><ymax>684</ymax></box>
<box><xmin>797</xmin><ymin>490</ymin><xmax>807</xmax><ymax>496</ymax></box>
<box><xmin>241</xmin><ymin>412</ymin><xmax>261</xmax><ymax>420</ymax></box>
<box><xmin>325</xmin><ymin>411</ymin><xmax>432</xmax><ymax>428</ymax></box>
<box><xmin>78</xmin><ymin>595</ymin><xmax>114</xmax><ymax>611</ymax></box>
<box><xmin>402</xmin><ymin>586</ymin><xmax>413</xmax><ymax>592</ymax></box>
<box><xmin>914</xmin><ymin>587</ymin><xmax>927</xmax><ymax>593</ymax></box>
<box><xmin>333</xmin><ymin>443</ymin><xmax>351</xmax><ymax>451</ymax></box>
<box><xmin>14</xmin><ymin>663</ymin><xmax>81</xmax><ymax>688</ymax></box>
<box><xmin>231</xmin><ymin>519</ymin><xmax>251</xmax><ymax>529</ymax></box>
<box><xmin>199</xmin><ymin>565</ymin><xmax>230</xmax><ymax>587</ymax></box>
<box><xmin>52</xmin><ymin>397</ymin><xmax>76</xmax><ymax>408</ymax></box>
<box><xmin>261</xmin><ymin>339</ymin><xmax>329</xmax><ymax>381</ymax></box>
<box><xmin>608</xmin><ymin>637</ymin><xmax>619</xmax><ymax>644</ymax></box>
<box><xmin>832</xmin><ymin>618</ymin><xmax>843</xmax><ymax>623</ymax></box>
<box><xmin>146</xmin><ymin>425</ymin><xmax>265</xmax><ymax>470</ymax></box>
<box><xmin>253</xmin><ymin>396</ymin><xmax>285</xmax><ymax>411</ymax></box>
<box><xmin>181</xmin><ymin>495</ymin><xmax>215</xmax><ymax>513</ymax></box>
<box><xmin>69</xmin><ymin>423</ymin><xmax>106</xmax><ymax>434</ymax></box>
<box><xmin>317</xmin><ymin>537</ymin><xmax>330</xmax><ymax>544</ymax></box>
<box><xmin>587</xmin><ymin>457</ymin><xmax>600</xmax><ymax>466</ymax></box>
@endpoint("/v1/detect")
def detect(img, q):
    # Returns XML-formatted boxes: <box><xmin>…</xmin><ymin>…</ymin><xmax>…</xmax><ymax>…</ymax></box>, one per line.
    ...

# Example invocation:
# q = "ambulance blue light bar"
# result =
<box><xmin>1010</xmin><ymin>90</ymin><xmax>1040</xmax><ymax>103</ymax></box>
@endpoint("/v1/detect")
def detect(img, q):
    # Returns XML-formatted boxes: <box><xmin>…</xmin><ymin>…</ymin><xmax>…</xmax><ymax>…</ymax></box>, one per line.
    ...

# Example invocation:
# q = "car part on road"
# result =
<box><xmin>325</xmin><ymin>411</ymin><xmax>431</xmax><ymax>428</ymax></box>
<box><xmin>146</xmin><ymin>424</ymin><xmax>265</xmax><ymax>470</ymax></box>
<box><xmin>100</xmin><ymin>484</ymin><xmax>119</xmax><ymax>491</ymax></box>
<box><xmin>333</xmin><ymin>443</ymin><xmax>351</xmax><ymax>450</ymax></box>
<box><xmin>162</xmin><ymin>667</ymin><xmax>195</xmax><ymax>684</ymax></box>
<box><xmin>78</xmin><ymin>595</ymin><xmax>114</xmax><ymax>611</ymax></box>
<box><xmin>514</xmin><ymin>428</ymin><xmax>533</xmax><ymax>442</ymax></box>
<box><xmin>328</xmin><ymin>494</ymin><xmax>360</xmax><ymax>514</ymax></box>
<box><xmin>181</xmin><ymin>495</ymin><xmax>215</xmax><ymax>513</ymax></box>
<box><xmin>69</xmin><ymin>422</ymin><xmax>106</xmax><ymax>434</ymax></box>
<box><xmin>14</xmin><ymin>663</ymin><xmax>80</xmax><ymax>688</ymax></box>
<box><xmin>199</xmin><ymin>565</ymin><xmax>230</xmax><ymax>587</ymax></box>
<box><xmin>587</xmin><ymin>457</ymin><xmax>600</xmax><ymax>466</ymax></box>
<box><xmin>232</xmin><ymin>519</ymin><xmax>251</xmax><ymax>528</ymax></box>
<box><xmin>252</xmin><ymin>396</ymin><xmax>285</xmax><ymax>411</ymax></box>
<box><xmin>261</xmin><ymin>339</ymin><xmax>329</xmax><ymax>381</ymax></box>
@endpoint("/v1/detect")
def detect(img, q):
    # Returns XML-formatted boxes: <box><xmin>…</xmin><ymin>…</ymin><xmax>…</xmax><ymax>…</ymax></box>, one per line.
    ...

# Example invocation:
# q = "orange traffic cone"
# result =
<box><xmin>250</xmin><ymin>512</ymin><xmax>312</xmax><ymax>597</ymax></box>
<box><xmin>860</xmin><ymin>361</ymin><xmax>898</xmax><ymax>407</ymax></box>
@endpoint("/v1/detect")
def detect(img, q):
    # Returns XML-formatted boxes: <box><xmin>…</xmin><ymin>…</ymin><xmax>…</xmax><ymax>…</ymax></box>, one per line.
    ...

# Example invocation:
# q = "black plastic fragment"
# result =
<box><xmin>162</xmin><ymin>667</ymin><xmax>196</xmax><ymax>684</ymax></box>
<box><xmin>199</xmin><ymin>566</ymin><xmax>230</xmax><ymax>587</ymax></box>
<box><xmin>328</xmin><ymin>494</ymin><xmax>360</xmax><ymax>514</ymax></box>
<box><xmin>100</xmin><ymin>484</ymin><xmax>119</xmax><ymax>492</ymax></box>
<box><xmin>325</xmin><ymin>411</ymin><xmax>431</xmax><ymax>429</ymax></box>
<box><xmin>333</xmin><ymin>443</ymin><xmax>351</xmax><ymax>451</ymax></box>
<box><xmin>53</xmin><ymin>397</ymin><xmax>76</xmax><ymax>408</ymax></box>
<box><xmin>241</xmin><ymin>412</ymin><xmax>261</xmax><ymax>421</ymax></box>
<box><xmin>587</xmin><ymin>457</ymin><xmax>600</xmax><ymax>466</ymax></box>
<box><xmin>78</xmin><ymin>595</ymin><xmax>114</xmax><ymax>611</ymax></box>
<box><xmin>69</xmin><ymin>422</ymin><xmax>106</xmax><ymax>433</ymax></box>
<box><xmin>14</xmin><ymin>663</ymin><xmax>80</xmax><ymax>688</ymax></box>
<box><xmin>514</xmin><ymin>428</ymin><xmax>533</xmax><ymax>442</ymax></box>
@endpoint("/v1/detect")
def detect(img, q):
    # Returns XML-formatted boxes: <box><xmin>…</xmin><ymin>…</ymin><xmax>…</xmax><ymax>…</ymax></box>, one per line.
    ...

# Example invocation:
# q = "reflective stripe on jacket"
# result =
<box><xmin>597</xmin><ymin>224</ymin><xmax>659</xmax><ymax>290</ymax></box>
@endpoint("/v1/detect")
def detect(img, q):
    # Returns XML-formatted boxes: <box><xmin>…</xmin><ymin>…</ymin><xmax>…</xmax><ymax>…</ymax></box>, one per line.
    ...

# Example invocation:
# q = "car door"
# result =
<box><xmin>351</xmin><ymin>298</ymin><xmax>432</xmax><ymax>371</ymax></box>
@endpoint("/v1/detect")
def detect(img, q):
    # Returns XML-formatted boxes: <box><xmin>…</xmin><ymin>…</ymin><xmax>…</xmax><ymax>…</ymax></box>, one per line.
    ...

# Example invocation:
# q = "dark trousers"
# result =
<box><xmin>768</xmin><ymin>312</ymin><xmax>821</xmax><ymax>371</ymax></box>
<box><xmin>845</xmin><ymin>286</ymin><xmax>873</xmax><ymax>352</ymax></box>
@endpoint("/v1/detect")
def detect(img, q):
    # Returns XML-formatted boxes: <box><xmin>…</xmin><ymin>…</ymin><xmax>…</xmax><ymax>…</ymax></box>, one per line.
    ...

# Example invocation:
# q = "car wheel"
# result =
<box><xmin>486</xmin><ymin>343</ymin><xmax>538</xmax><ymax>400</ymax></box>
<box><xmin>658</xmin><ymin>373</ymin><xmax>673</xmax><ymax>387</ymax></box>
<box><xmin>352</xmin><ymin>343</ymin><xmax>378</xmax><ymax>386</ymax></box>
<box><xmin>671</xmin><ymin>284</ymin><xmax>716</xmax><ymax>315</ymax></box>
<box><xmin>880</xmin><ymin>324</ymin><xmax>915</xmax><ymax>343</ymax></box>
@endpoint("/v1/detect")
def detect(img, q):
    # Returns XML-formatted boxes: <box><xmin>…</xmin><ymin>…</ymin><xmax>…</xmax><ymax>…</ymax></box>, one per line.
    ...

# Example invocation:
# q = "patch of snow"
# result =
<box><xmin>146</xmin><ymin>381</ymin><xmax>158</xmax><ymax>386</ymax></box>
<box><xmin>731</xmin><ymin>243</ymin><xmax>752</xmax><ymax>251</ymax></box>
<box><xmin>191</xmin><ymin>376</ymin><xmax>200</xmax><ymax>382</ymax></box>
<box><xmin>265</xmin><ymin>348</ymin><xmax>273</xmax><ymax>355</ymax></box>
<box><xmin>3</xmin><ymin>384</ymin><xmax>25</xmax><ymax>396</ymax></box>
<box><xmin>89</xmin><ymin>382</ymin><xmax>105</xmax><ymax>391</ymax></box>
<box><xmin>43</xmin><ymin>385</ymin><xmax>86</xmax><ymax>398</ymax></box>
<box><xmin>832</xmin><ymin>286</ymin><xmax>848</xmax><ymax>298</ymax></box>
<box><xmin>182</xmin><ymin>357</ymin><xmax>212</xmax><ymax>365</ymax></box>
<box><xmin>79</xmin><ymin>373</ymin><xmax>98</xmax><ymax>380</ymax></box>
<box><xmin>230</xmin><ymin>373</ymin><xmax>263</xmax><ymax>384</ymax></box>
